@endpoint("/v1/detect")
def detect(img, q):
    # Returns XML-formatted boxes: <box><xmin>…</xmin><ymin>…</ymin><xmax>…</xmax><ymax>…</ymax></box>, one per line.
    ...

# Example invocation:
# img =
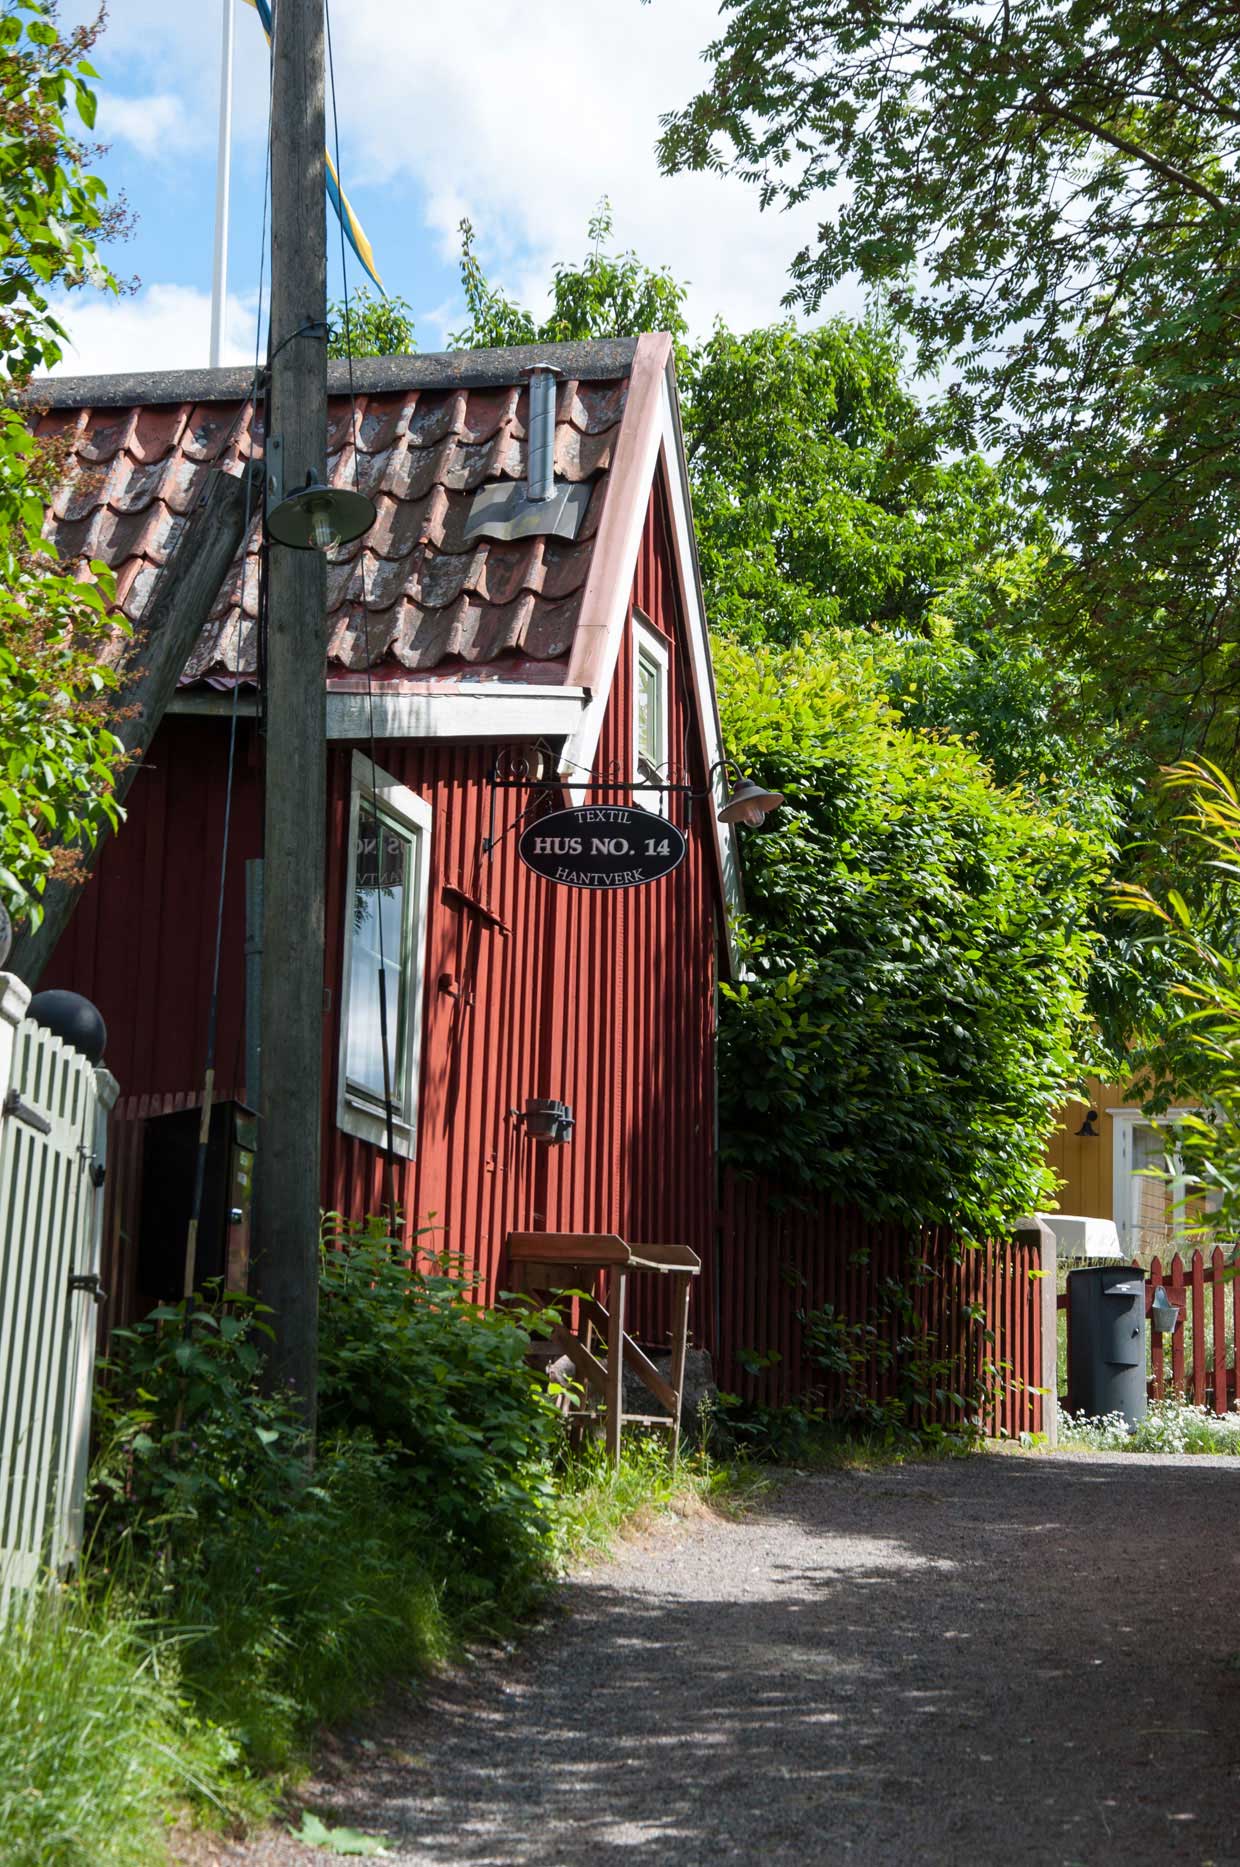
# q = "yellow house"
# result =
<box><xmin>1047</xmin><ymin>1078</ymin><xmax>1209</xmax><ymax>1259</ymax></box>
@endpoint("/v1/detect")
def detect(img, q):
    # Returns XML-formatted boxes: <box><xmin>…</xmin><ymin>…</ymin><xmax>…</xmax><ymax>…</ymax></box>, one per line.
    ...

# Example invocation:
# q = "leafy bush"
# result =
<box><xmin>714</xmin><ymin>635</ymin><xmax>1107</xmax><ymax>1238</ymax></box>
<box><xmin>92</xmin><ymin>1291</ymin><xmax>308</xmax><ymax>1565</ymax></box>
<box><xmin>87</xmin><ymin>1232</ymin><xmax>569</xmax><ymax>1773</ymax></box>
<box><xmin>318</xmin><ymin>1217</ymin><xmax>563</xmax><ymax>1590</ymax></box>
<box><xmin>90</xmin><ymin>1287</ymin><xmax>450</xmax><ymax>1772</ymax></box>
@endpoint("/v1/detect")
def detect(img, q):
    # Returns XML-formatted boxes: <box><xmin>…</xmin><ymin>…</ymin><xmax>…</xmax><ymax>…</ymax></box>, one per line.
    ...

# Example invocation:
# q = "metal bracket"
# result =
<box><xmin>68</xmin><ymin>1271</ymin><xmax>107</xmax><ymax>1305</ymax></box>
<box><xmin>4</xmin><ymin>1089</ymin><xmax>51</xmax><ymax>1135</ymax></box>
<box><xmin>267</xmin><ymin>432</ymin><xmax>284</xmax><ymax>512</ymax></box>
<box><xmin>77</xmin><ymin>1143</ymin><xmax>106</xmax><ymax>1187</ymax></box>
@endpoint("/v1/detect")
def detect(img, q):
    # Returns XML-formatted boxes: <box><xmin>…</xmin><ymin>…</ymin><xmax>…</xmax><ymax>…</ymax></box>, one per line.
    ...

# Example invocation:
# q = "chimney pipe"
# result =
<box><xmin>525</xmin><ymin>364</ymin><xmax>559</xmax><ymax>502</ymax></box>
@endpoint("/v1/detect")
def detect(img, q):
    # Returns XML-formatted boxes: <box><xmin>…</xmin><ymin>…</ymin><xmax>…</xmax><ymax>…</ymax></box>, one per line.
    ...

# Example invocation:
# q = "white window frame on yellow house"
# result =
<box><xmin>1109</xmin><ymin>1106</ymin><xmax>1204</xmax><ymax>1256</ymax></box>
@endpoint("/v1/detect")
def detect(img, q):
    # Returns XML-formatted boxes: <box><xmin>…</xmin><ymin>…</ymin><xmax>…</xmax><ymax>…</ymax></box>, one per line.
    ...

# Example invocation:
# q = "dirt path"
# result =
<box><xmin>199</xmin><ymin>1452</ymin><xmax>1240</xmax><ymax>1866</ymax></box>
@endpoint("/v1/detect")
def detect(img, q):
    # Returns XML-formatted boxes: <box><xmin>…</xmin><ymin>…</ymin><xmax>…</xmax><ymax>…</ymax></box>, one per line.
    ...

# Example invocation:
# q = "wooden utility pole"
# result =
<box><xmin>253</xmin><ymin>0</ymin><xmax>327</xmax><ymax>1422</ymax></box>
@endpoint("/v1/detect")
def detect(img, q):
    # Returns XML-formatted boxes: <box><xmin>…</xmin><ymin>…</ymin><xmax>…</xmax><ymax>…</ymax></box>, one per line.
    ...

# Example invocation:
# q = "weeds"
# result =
<box><xmin>5</xmin><ymin>1223</ymin><xmax>762</xmax><ymax>1861</ymax></box>
<box><xmin>554</xmin><ymin>1434</ymin><xmax>750</xmax><ymax>1567</ymax></box>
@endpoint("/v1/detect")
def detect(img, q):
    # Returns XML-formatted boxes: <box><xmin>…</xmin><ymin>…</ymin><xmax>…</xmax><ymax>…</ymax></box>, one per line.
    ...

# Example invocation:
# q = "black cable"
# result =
<box><xmin>181</xmin><ymin>0</ymin><xmax>277</xmax><ymax>1314</ymax></box>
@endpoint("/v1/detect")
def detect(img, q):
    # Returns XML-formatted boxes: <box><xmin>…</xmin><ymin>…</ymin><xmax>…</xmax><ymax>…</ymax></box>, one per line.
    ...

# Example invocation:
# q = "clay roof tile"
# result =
<box><xmin>24</xmin><ymin>340</ymin><xmax>642</xmax><ymax>687</ymax></box>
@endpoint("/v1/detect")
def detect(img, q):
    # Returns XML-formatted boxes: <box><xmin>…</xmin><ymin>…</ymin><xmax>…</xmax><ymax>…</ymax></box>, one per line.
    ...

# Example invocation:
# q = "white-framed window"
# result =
<box><xmin>633</xmin><ymin>608</ymin><xmax>670</xmax><ymax>815</ymax></box>
<box><xmin>337</xmin><ymin>751</ymin><xmax>432</xmax><ymax>1159</ymax></box>
<box><xmin>1110</xmin><ymin>1107</ymin><xmax>1218</xmax><ymax>1255</ymax></box>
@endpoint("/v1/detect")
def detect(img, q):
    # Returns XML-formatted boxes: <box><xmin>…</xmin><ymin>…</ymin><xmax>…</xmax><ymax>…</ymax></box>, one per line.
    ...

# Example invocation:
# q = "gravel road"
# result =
<box><xmin>189</xmin><ymin>1450</ymin><xmax>1240</xmax><ymax>1867</ymax></box>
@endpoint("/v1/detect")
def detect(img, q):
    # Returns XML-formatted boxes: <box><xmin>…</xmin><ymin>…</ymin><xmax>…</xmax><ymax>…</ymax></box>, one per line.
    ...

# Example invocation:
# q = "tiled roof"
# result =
<box><xmin>28</xmin><ymin>343</ymin><xmax>638</xmax><ymax>688</ymax></box>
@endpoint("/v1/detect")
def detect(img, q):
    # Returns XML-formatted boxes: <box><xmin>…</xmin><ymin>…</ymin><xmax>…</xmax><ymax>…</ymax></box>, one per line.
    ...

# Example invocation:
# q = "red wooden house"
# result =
<box><xmin>30</xmin><ymin>334</ymin><xmax>738</xmax><ymax>1350</ymax></box>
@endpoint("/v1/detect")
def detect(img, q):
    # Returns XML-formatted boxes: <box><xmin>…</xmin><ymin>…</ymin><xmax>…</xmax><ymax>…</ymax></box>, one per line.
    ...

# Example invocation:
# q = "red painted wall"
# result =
<box><xmin>48</xmin><ymin>478</ymin><xmax>720</xmax><ymax>1351</ymax></box>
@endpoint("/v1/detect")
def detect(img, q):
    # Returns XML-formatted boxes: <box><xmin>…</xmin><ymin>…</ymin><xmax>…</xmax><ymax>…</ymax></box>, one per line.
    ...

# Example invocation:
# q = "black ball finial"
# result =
<box><xmin>28</xmin><ymin>990</ymin><xmax>107</xmax><ymax>1064</ymax></box>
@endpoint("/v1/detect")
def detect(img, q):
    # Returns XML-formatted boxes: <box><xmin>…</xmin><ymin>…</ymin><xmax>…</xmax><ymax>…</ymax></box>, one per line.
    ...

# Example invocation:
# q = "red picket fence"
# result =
<box><xmin>1058</xmin><ymin>1247</ymin><xmax>1240</xmax><ymax>1413</ymax></box>
<box><xmin>717</xmin><ymin>1173</ymin><xmax>1046</xmax><ymax>1437</ymax></box>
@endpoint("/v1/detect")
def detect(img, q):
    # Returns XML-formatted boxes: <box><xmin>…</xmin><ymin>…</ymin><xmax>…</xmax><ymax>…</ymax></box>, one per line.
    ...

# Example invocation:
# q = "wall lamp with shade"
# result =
<box><xmin>1075</xmin><ymin>1108</ymin><xmax>1100</xmax><ymax>1138</ymax></box>
<box><xmin>267</xmin><ymin>473</ymin><xmax>376</xmax><ymax>553</ymax></box>
<box><xmin>717</xmin><ymin>775</ymin><xmax>785</xmax><ymax>828</ymax></box>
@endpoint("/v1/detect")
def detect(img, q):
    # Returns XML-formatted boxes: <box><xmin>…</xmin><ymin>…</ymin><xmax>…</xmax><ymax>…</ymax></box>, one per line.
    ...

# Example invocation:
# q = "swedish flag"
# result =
<box><xmin>242</xmin><ymin>0</ymin><xmax>383</xmax><ymax>292</ymax></box>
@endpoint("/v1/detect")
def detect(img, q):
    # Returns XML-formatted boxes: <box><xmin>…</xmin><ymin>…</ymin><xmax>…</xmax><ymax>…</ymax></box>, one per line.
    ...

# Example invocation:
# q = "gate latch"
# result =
<box><xmin>3</xmin><ymin>1089</ymin><xmax>51</xmax><ymax>1135</ymax></box>
<box><xmin>68</xmin><ymin>1272</ymin><xmax>107</xmax><ymax>1305</ymax></box>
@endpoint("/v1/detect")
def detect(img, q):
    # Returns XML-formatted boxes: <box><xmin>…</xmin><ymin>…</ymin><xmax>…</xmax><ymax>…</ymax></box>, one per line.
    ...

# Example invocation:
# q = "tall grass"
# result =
<box><xmin>555</xmin><ymin>1434</ymin><xmax>752</xmax><ymax>1566</ymax></box>
<box><xmin>0</xmin><ymin>1586</ymin><xmax>213</xmax><ymax>1867</ymax></box>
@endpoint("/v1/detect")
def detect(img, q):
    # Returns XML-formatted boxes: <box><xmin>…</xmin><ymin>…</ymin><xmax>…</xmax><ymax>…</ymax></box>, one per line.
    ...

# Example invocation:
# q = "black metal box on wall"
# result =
<box><xmin>137</xmin><ymin>1101</ymin><xmax>257</xmax><ymax>1309</ymax></box>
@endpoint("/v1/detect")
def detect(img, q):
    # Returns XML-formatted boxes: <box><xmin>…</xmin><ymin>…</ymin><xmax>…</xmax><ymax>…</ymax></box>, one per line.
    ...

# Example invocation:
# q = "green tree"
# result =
<box><xmin>450</xmin><ymin>203</ymin><xmax>688</xmax><ymax>354</ymax></box>
<box><xmin>658</xmin><ymin>0</ymin><xmax>1240</xmax><ymax>759</ymax></box>
<box><xmin>1114</xmin><ymin>760</ymin><xmax>1240</xmax><ymax>1231</ymax></box>
<box><xmin>682</xmin><ymin>316</ymin><xmax>1030</xmax><ymax>648</ymax></box>
<box><xmin>0</xmin><ymin>0</ymin><xmax>129</xmax><ymax>930</ymax></box>
<box><xmin>326</xmin><ymin>285</ymin><xmax>415</xmax><ymax>360</ymax></box>
<box><xmin>716</xmin><ymin>634</ymin><xmax>1108</xmax><ymax>1237</ymax></box>
<box><xmin>0</xmin><ymin>1</ymin><xmax>125</xmax><ymax>380</ymax></box>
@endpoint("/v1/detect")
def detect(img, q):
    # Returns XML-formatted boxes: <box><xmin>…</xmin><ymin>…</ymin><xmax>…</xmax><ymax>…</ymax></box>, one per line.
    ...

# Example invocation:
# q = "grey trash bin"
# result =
<box><xmin>1066</xmin><ymin>1264</ymin><xmax>1147</xmax><ymax>1428</ymax></box>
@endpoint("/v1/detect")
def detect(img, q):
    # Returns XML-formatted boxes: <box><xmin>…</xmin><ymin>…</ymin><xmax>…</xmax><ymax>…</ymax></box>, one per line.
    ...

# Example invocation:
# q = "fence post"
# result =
<box><xmin>1015</xmin><ymin>1215</ymin><xmax>1057</xmax><ymax>1447</ymax></box>
<box><xmin>0</xmin><ymin>972</ymin><xmax>31</xmax><ymax>1116</ymax></box>
<box><xmin>54</xmin><ymin>1062</ymin><xmax>119</xmax><ymax>1569</ymax></box>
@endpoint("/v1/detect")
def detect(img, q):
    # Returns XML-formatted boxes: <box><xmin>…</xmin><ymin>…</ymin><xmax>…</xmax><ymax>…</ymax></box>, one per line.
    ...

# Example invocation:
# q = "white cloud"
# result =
<box><xmin>76</xmin><ymin>0</ymin><xmax>844</xmax><ymax>337</ymax></box>
<box><xmin>57</xmin><ymin>0</ymin><xmax>865</xmax><ymax>348</ymax></box>
<box><xmin>326</xmin><ymin>0</ymin><xmax>826</xmax><ymax>335</ymax></box>
<box><xmin>46</xmin><ymin>284</ymin><xmax>258</xmax><ymax>376</ymax></box>
<box><xmin>96</xmin><ymin>90</ymin><xmax>206</xmax><ymax>162</ymax></box>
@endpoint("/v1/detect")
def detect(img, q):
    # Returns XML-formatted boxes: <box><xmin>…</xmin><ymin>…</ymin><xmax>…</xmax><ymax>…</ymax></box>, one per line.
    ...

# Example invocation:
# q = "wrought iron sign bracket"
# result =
<box><xmin>482</xmin><ymin>766</ymin><xmax>702</xmax><ymax>859</ymax></box>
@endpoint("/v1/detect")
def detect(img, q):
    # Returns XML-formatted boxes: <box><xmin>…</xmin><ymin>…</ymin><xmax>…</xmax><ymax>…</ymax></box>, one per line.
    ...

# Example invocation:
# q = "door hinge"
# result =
<box><xmin>68</xmin><ymin>1271</ymin><xmax>107</xmax><ymax>1305</ymax></box>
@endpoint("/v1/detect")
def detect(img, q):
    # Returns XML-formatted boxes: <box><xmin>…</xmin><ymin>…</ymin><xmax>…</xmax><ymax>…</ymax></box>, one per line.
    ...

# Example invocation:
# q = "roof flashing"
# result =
<box><xmin>463</xmin><ymin>478</ymin><xmax>591</xmax><ymax>546</ymax></box>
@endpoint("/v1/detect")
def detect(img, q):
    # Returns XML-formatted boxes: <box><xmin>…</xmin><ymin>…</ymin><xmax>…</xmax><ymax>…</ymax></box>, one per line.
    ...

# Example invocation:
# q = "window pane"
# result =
<box><xmin>346</xmin><ymin>816</ymin><xmax>410</xmax><ymax>1102</ymax></box>
<box><xmin>637</xmin><ymin>650</ymin><xmax>663</xmax><ymax>766</ymax></box>
<box><xmin>1131</xmin><ymin>1123</ymin><xmax>1177</xmax><ymax>1253</ymax></box>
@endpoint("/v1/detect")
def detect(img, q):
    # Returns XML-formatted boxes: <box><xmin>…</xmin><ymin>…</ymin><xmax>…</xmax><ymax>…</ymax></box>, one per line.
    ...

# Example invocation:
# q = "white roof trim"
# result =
<box><xmin>557</xmin><ymin>364</ymin><xmax>740</xmax><ymax>965</ymax></box>
<box><xmin>654</xmin><ymin>372</ymin><xmax>741</xmax><ymax>954</ymax></box>
<box><xmin>168</xmin><ymin>686</ymin><xmax>590</xmax><ymax>742</ymax></box>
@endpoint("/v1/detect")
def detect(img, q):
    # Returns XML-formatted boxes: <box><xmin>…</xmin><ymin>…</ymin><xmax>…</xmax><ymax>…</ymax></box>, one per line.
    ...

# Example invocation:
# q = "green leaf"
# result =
<box><xmin>294</xmin><ymin>1813</ymin><xmax>390</xmax><ymax>1856</ymax></box>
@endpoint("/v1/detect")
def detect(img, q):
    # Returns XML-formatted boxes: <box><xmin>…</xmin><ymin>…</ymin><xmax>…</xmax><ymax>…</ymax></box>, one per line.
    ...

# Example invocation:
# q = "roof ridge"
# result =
<box><xmin>24</xmin><ymin>338</ymin><xmax>644</xmax><ymax>411</ymax></box>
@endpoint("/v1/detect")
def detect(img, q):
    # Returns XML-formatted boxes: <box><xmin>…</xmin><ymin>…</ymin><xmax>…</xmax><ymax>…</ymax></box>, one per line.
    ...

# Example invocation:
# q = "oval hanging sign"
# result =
<box><xmin>518</xmin><ymin>805</ymin><xmax>686</xmax><ymax>890</ymax></box>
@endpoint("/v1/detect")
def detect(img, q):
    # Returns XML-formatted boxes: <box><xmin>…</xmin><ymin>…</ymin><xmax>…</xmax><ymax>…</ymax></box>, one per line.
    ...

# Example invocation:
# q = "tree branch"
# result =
<box><xmin>1023</xmin><ymin>98</ymin><xmax>1228</xmax><ymax>210</ymax></box>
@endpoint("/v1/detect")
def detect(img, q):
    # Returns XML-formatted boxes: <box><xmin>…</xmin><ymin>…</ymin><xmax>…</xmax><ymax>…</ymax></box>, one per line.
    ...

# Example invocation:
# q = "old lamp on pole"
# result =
<box><xmin>267</xmin><ymin>473</ymin><xmax>376</xmax><ymax>552</ymax></box>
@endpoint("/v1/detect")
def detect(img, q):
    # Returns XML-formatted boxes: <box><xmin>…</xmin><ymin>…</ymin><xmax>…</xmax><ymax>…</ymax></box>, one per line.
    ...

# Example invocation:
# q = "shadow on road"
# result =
<box><xmin>320</xmin><ymin>1455</ymin><xmax>1240</xmax><ymax>1866</ymax></box>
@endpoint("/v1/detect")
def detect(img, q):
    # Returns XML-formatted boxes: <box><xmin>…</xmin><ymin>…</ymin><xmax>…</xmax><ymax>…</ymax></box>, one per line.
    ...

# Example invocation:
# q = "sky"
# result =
<box><xmin>48</xmin><ymin>0</ymin><xmax>851</xmax><ymax>377</ymax></box>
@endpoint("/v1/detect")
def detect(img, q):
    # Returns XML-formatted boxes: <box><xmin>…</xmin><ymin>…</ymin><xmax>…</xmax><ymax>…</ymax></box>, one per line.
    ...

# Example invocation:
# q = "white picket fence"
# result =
<box><xmin>0</xmin><ymin>974</ymin><xmax>116</xmax><ymax>1608</ymax></box>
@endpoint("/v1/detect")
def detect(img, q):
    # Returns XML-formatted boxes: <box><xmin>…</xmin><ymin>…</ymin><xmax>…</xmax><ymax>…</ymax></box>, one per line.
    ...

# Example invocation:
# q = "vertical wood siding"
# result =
<box><xmin>1045</xmin><ymin>1075</ymin><xmax>1123</xmax><ymax>1221</ymax></box>
<box><xmin>48</xmin><ymin>479</ymin><xmax>718</xmax><ymax>1355</ymax></box>
<box><xmin>718</xmin><ymin>1173</ymin><xmax>1045</xmax><ymax>1438</ymax></box>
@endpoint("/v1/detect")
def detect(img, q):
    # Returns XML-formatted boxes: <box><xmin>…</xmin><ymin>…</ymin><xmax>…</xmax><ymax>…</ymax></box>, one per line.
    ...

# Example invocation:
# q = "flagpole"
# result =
<box><xmin>208</xmin><ymin>0</ymin><xmax>235</xmax><ymax>368</ymax></box>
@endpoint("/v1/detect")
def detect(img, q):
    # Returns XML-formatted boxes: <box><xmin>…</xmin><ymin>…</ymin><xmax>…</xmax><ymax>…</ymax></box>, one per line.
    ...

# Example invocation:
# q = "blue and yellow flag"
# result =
<box><xmin>241</xmin><ymin>0</ymin><xmax>383</xmax><ymax>292</ymax></box>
